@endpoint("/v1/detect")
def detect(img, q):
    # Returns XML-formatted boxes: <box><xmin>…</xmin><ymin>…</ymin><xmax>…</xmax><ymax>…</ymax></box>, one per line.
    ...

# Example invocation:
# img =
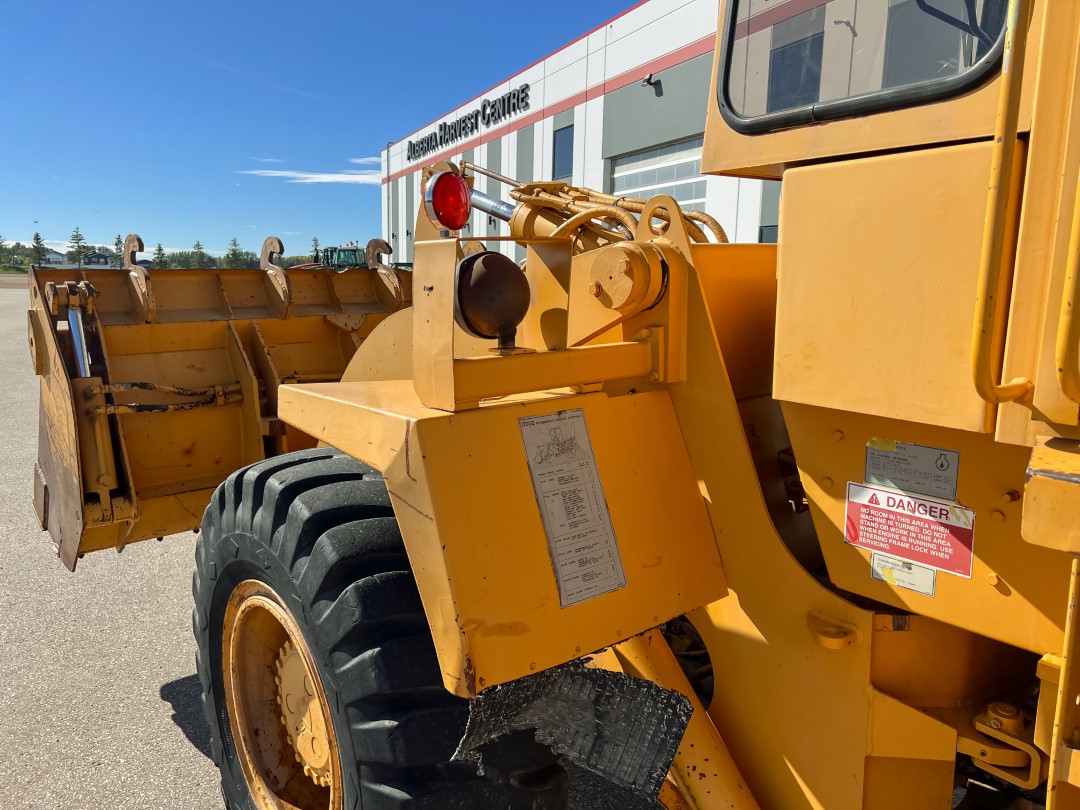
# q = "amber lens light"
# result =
<box><xmin>424</xmin><ymin>171</ymin><xmax>472</xmax><ymax>231</ymax></box>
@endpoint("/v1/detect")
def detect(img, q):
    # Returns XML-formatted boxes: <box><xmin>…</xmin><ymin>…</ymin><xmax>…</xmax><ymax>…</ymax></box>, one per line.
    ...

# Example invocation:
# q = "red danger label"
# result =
<box><xmin>845</xmin><ymin>483</ymin><xmax>974</xmax><ymax>577</ymax></box>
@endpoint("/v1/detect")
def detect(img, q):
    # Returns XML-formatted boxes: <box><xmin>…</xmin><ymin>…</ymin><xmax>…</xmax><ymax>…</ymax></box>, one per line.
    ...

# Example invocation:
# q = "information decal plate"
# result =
<box><xmin>865</xmin><ymin>439</ymin><xmax>959</xmax><ymax>501</ymax></box>
<box><xmin>519</xmin><ymin>409</ymin><xmax>627</xmax><ymax>607</ymax></box>
<box><xmin>845</xmin><ymin>483</ymin><xmax>974</xmax><ymax>578</ymax></box>
<box><xmin>870</xmin><ymin>552</ymin><xmax>937</xmax><ymax>597</ymax></box>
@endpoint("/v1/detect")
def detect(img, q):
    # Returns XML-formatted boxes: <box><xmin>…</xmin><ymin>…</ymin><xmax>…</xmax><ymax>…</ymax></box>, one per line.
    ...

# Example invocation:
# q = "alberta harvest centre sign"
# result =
<box><xmin>406</xmin><ymin>84</ymin><xmax>531</xmax><ymax>163</ymax></box>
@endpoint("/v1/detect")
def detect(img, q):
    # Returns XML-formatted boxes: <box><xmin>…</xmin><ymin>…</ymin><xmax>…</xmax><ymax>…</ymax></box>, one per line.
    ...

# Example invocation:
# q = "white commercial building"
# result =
<box><xmin>380</xmin><ymin>0</ymin><xmax>779</xmax><ymax>263</ymax></box>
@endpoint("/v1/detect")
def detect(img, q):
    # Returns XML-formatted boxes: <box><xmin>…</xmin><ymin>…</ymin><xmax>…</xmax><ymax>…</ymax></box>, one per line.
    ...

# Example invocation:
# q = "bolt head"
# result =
<box><xmin>990</xmin><ymin>701</ymin><xmax>1019</xmax><ymax>717</ymax></box>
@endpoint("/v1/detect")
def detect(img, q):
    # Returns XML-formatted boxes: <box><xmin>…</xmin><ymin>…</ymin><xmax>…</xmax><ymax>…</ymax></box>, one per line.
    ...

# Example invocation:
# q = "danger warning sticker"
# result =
<box><xmin>845</xmin><ymin>483</ymin><xmax>975</xmax><ymax>578</ymax></box>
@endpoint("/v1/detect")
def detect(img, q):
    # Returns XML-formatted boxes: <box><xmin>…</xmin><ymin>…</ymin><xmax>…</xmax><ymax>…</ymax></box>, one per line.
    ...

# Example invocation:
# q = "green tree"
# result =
<box><xmin>281</xmin><ymin>254</ymin><xmax>315</xmax><ymax>267</ymax></box>
<box><xmin>0</xmin><ymin>234</ymin><xmax>6</xmax><ymax>267</ymax></box>
<box><xmin>153</xmin><ymin>243</ymin><xmax>169</xmax><ymax>269</ymax></box>
<box><xmin>224</xmin><ymin>237</ymin><xmax>244</xmax><ymax>269</ymax></box>
<box><xmin>113</xmin><ymin>234</ymin><xmax>124</xmax><ymax>268</ymax></box>
<box><xmin>168</xmin><ymin>250</ymin><xmax>192</xmax><ymax>268</ymax></box>
<box><xmin>31</xmin><ymin>232</ymin><xmax>46</xmax><ymax>265</ymax></box>
<box><xmin>191</xmin><ymin>240</ymin><xmax>208</xmax><ymax>269</ymax></box>
<box><xmin>68</xmin><ymin>226</ymin><xmax>88</xmax><ymax>268</ymax></box>
<box><xmin>311</xmin><ymin>236</ymin><xmax>320</xmax><ymax>262</ymax></box>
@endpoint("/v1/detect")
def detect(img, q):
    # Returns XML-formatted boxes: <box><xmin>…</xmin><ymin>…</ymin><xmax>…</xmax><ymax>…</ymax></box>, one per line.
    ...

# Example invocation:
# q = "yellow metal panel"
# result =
<box><xmin>78</xmin><ymin>488</ymin><xmax>217</xmax><ymax>552</ymax></box>
<box><xmin>278</xmin><ymin>380</ymin><xmax>726</xmax><ymax>696</ymax></box>
<box><xmin>782</xmin><ymin>401</ymin><xmax>1068</xmax><ymax>656</ymax></box>
<box><xmin>451</xmin><ymin>342</ymin><xmax>651</xmax><ymax>403</ymax></box>
<box><xmin>341</xmin><ymin>308</ymin><xmax>495</xmax><ymax>383</ymax></box>
<box><xmin>29</xmin><ymin>299</ymin><xmax>85</xmax><ymax>568</ymax></box>
<box><xmin>692</xmin><ymin>243</ymin><xmax>776</xmax><ymax>401</ymax></box>
<box><xmin>870</xmin><ymin>614</ymin><xmax>1036</xmax><ymax>709</ymax></box>
<box><xmin>1023</xmin><ymin>437</ymin><xmax>1080</xmax><ymax>552</ymax></box>
<box><xmin>774</xmin><ymin>143</ymin><xmax>998</xmax><ymax>433</ymax></box>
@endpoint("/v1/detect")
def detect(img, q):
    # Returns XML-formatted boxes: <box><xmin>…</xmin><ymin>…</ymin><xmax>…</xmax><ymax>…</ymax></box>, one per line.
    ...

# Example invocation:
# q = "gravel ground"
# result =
<box><xmin>0</xmin><ymin>287</ymin><xmax>221</xmax><ymax>809</ymax></box>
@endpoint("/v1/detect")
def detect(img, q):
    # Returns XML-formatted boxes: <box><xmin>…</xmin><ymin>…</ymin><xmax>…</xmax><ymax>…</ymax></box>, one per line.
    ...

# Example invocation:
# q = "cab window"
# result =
<box><xmin>722</xmin><ymin>0</ymin><xmax>1008</xmax><ymax>132</ymax></box>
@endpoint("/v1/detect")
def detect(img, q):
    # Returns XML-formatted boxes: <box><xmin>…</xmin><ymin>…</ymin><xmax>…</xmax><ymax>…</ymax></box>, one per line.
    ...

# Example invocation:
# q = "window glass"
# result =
<box><xmin>553</xmin><ymin>126</ymin><xmax>574</xmax><ymax>183</ymax></box>
<box><xmin>610</xmin><ymin>136</ymin><xmax>707</xmax><ymax>211</ymax></box>
<box><xmin>725</xmin><ymin>0</ymin><xmax>1007</xmax><ymax>120</ymax></box>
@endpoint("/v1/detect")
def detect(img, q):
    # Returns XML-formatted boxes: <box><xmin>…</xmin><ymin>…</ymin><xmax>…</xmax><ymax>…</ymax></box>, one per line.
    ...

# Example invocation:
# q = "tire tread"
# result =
<box><xmin>193</xmin><ymin>448</ymin><xmax>500</xmax><ymax>809</ymax></box>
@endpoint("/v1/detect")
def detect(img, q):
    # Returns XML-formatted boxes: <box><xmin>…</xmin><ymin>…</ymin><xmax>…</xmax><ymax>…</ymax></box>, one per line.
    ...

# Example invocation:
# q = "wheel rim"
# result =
<box><xmin>222</xmin><ymin>579</ymin><xmax>342</xmax><ymax>810</ymax></box>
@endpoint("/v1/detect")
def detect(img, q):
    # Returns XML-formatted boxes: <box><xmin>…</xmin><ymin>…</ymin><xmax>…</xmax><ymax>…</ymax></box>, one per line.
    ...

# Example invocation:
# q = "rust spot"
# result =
<box><xmin>463</xmin><ymin>654</ymin><xmax>477</xmax><ymax>696</ymax></box>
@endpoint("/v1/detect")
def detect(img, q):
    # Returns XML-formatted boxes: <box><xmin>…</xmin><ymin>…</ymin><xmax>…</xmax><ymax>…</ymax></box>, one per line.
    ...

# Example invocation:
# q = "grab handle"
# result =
<box><xmin>1056</xmin><ymin>168</ymin><xmax>1080</xmax><ymax>403</ymax></box>
<box><xmin>971</xmin><ymin>0</ymin><xmax>1034</xmax><ymax>404</ymax></box>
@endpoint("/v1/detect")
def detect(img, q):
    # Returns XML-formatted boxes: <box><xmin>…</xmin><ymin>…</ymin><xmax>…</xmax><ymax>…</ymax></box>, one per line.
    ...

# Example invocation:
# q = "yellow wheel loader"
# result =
<box><xmin>26</xmin><ymin>0</ymin><xmax>1080</xmax><ymax>807</ymax></box>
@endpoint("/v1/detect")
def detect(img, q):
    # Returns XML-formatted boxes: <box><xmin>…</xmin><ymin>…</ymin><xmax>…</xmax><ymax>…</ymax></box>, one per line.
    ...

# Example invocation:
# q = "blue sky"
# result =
<box><xmin>2</xmin><ymin>0</ymin><xmax>631</xmax><ymax>256</ymax></box>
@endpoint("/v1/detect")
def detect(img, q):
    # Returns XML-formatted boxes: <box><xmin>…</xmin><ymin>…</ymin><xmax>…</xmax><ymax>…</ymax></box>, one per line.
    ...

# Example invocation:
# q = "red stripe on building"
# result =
<box><xmin>397</xmin><ymin>0</ymin><xmax>654</xmax><ymax>141</ymax></box>
<box><xmin>736</xmin><ymin>0</ymin><xmax>832</xmax><ymax>40</ymax></box>
<box><xmin>383</xmin><ymin>35</ymin><xmax>716</xmax><ymax>186</ymax></box>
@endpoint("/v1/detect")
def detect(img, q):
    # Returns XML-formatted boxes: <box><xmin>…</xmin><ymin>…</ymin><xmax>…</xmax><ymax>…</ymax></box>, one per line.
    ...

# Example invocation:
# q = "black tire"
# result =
<box><xmin>192</xmin><ymin>448</ymin><xmax>553</xmax><ymax>809</ymax></box>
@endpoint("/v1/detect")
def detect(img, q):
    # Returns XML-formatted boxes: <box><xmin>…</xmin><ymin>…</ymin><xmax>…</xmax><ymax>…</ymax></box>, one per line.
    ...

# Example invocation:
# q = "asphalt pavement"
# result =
<box><xmin>0</xmin><ymin>285</ymin><xmax>221</xmax><ymax>808</ymax></box>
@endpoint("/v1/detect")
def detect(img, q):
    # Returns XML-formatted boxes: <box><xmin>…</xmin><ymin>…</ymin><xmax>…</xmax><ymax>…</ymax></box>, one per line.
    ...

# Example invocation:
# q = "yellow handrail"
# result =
<box><xmin>971</xmin><ymin>0</ymin><xmax>1034</xmax><ymax>404</ymax></box>
<box><xmin>1056</xmin><ymin>167</ymin><xmax>1080</xmax><ymax>403</ymax></box>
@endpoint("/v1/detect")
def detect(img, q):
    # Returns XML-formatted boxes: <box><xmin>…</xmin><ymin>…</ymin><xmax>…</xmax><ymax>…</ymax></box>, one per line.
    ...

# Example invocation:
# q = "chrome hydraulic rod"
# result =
<box><xmin>470</xmin><ymin>188</ymin><xmax>516</xmax><ymax>222</ymax></box>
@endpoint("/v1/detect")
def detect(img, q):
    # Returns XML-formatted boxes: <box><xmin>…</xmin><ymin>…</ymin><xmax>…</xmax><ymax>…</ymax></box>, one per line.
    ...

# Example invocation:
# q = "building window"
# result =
<box><xmin>553</xmin><ymin>125</ymin><xmax>574</xmax><ymax>183</ymax></box>
<box><xmin>759</xmin><ymin>225</ymin><xmax>778</xmax><ymax>244</ymax></box>
<box><xmin>766</xmin><ymin>7</ymin><xmax>825</xmax><ymax>114</ymax></box>
<box><xmin>609</xmin><ymin>135</ymin><xmax>706</xmax><ymax>210</ymax></box>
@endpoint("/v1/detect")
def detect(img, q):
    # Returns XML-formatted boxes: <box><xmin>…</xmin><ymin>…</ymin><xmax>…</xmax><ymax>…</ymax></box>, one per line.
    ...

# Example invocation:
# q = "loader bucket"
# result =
<box><xmin>27</xmin><ymin>235</ymin><xmax>409</xmax><ymax>569</ymax></box>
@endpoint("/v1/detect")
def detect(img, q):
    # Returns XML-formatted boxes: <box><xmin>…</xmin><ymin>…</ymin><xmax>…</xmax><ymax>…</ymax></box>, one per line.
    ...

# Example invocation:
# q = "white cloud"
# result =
<box><xmin>237</xmin><ymin>156</ymin><xmax>382</xmax><ymax>185</ymax></box>
<box><xmin>251</xmin><ymin>157</ymin><xmax>285</xmax><ymax>163</ymax></box>
<box><xmin>239</xmin><ymin>167</ymin><xmax>381</xmax><ymax>185</ymax></box>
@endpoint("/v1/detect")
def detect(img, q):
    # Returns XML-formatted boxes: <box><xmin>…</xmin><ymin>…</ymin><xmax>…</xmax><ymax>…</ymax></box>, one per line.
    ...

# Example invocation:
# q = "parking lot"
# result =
<box><xmin>0</xmin><ymin>283</ymin><xmax>220</xmax><ymax>808</ymax></box>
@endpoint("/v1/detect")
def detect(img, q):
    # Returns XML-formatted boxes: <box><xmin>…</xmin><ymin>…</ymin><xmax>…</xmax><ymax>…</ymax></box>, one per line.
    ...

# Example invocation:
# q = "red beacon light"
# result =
<box><xmin>424</xmin><ymin>171</ymin><xmax>472</xmax><ymax>231</ymax></box>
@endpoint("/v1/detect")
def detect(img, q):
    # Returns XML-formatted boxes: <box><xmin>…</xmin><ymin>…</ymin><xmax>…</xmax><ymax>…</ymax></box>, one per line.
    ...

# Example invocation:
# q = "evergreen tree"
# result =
<box><xmin>0</xmin><ymin>234</ymin><xmax>6</xmax><ymax>267</ymax></box>
<box><xmin>224</xmin><ymin>237</ymin><xmax>244</xmax><ymax>269</ymax></box>
<box><xmin>191</xmin><ymin>240</ymin><xmax>208</xmax><ymax>269</ymax></box>
<box><xmin>113</xmin><ymin>234</ymin><xmax>124</xmax><ymax>268</ymax></box>
<box><xmin>68</xmin><ymin>226</ymin><xmax>88</xmax><ymax>268</ymax></box>
<box><xmin>311</xmin><ymin>236</ymin><xmax>320</xmax><ymax>263</ymax></box>
<box><xmin>31</xmin><ymin>232</ymin><xmax>46</xmax><ymax>265</ymax></box>
<box><xmin>153</xmin><ymin>243</ymin><xmax>168</xmax><ymax>269</ymax></box>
